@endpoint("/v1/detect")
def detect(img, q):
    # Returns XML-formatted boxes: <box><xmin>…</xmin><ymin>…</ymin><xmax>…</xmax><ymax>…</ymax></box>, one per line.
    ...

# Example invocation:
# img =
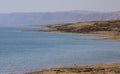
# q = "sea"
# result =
<box><xmin>0</xmin><ymin>26</ymin><xmax>120</xmax><ymax>74</ymax></box>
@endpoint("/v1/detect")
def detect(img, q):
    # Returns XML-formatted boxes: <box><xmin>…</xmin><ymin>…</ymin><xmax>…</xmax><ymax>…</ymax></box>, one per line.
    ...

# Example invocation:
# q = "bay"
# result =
<box><xmin>0</xmin><ymin>26</ymin><xmax>120</xmax><ymax>74</ymax></box>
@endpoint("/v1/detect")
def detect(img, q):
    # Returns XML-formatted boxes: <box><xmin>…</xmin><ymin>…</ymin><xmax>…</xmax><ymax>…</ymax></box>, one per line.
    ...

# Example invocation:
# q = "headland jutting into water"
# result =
<box><xmin>23</xmin><ymin>20</ymin><xmax>120</xmax><ymax>41</ymax></box>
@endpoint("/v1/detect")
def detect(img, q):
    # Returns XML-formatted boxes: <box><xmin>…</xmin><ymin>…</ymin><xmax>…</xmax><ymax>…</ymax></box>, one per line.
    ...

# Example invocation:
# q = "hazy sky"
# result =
<box><xmin>0</xmin><ymin>0</ymin><xmax>120</xmax><ymax>13</ymax></box>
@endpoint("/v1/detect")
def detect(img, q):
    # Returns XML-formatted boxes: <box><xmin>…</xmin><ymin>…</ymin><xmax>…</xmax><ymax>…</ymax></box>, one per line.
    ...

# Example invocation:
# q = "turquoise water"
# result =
<box><xmin>0</xmin><ymin>26</ymin><xmax>120</xmax><ymax>74</ymax></box>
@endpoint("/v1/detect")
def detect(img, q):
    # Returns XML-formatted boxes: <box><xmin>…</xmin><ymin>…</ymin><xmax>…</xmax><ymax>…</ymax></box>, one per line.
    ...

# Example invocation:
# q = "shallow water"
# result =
<box><xmin>0</xmin><ymin>26</ymin><xmax>120</xmax><ymax>74</ymax></box>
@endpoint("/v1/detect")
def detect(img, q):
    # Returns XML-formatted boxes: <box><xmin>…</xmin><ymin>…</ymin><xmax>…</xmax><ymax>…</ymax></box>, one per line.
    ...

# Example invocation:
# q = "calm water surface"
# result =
<box><xmin>0</xmin><ymin>26</ymin><xmax>120</xmax><ymax>74</ymax></box>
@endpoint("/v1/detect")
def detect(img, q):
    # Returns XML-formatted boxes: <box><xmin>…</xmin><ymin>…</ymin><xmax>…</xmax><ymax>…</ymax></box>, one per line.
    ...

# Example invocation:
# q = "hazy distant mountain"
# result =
<box><xmin>0</xmin><ymin>11</ymin><xmax>120</xmax><ymax>26</ymax></box>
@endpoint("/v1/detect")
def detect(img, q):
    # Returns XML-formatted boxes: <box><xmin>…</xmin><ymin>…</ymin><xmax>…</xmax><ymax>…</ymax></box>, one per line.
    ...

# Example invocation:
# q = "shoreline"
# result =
<box><xmin>26</xmin><ymin>63</ymin><xmax>120</xmax><ymax>74</ymax></box>
<box><xmin>22</xmin><ymin>30</ymin><xmax>120</xmax><ymax>41</ymax></box>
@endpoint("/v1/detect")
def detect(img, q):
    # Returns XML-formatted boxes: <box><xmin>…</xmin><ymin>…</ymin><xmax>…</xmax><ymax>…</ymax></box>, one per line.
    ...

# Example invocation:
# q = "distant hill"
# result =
<box><xmin>0</xmin><ymin>11</ymin><xmax>120</xmax><ymax>26</ymax></box>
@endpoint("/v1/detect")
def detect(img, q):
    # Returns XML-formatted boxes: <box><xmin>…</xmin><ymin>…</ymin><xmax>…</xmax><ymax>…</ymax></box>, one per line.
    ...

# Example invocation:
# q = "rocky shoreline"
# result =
<box><xmin>26</xmin><ymin>63</ymin><xmax>120</xmax><ymax>74</ymax></box>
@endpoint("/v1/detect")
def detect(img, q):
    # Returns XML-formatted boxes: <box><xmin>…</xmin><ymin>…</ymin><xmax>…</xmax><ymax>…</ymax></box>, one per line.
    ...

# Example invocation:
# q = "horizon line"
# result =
<box><xmin>0</xmin><ymin>10</ymin><xmax>120</xmax><ymax>14</ymax></box>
